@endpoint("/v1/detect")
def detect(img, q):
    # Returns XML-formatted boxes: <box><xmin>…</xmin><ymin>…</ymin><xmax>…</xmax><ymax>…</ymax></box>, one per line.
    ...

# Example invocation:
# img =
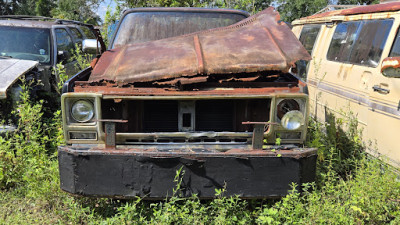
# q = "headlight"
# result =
<box><xmin>71</xmin><ymin>100</ymin><xmax>94</xmax><ymax>122</ymax></box>
<box><xmin>281</xmin><ymin>110</ymin><xmax>304</xmax><ymax>130</ymax></box>
<box><xmin>277</xmin><ymin>99</ymin><xmax>300</xmax><ymax>119</ymax></box>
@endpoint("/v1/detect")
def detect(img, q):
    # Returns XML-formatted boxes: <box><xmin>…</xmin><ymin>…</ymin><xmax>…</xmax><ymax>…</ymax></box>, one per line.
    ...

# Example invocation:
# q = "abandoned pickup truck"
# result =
<box><xmin>58</xmin><ymin>7</ymin><xmax>317</xmax><ymax>199</ymax></box>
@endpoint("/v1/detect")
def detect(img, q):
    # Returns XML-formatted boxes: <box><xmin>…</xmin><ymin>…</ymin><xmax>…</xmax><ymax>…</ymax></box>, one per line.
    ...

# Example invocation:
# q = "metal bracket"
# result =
<box><xmin>97</xmin><ymin>119</ymin><xmax>128</xmax><ymax>148</ymax></box>
<box><xmin>242</xmin><ymin>122</ymin><xmax>278</xmax><ymax>150</ymax></box>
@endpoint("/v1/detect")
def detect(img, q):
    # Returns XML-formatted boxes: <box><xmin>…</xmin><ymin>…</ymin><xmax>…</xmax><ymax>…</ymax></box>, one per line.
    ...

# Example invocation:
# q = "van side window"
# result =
<box><xmin>389</xmin><ymin>28</ymin><xmax>400</xmax><ymax>57</ymax></box>
<box><xmin>299</xmin><ymin>24</ymin><xmax>321</xmax><ymax>54</ymax></box>
<box><xmin>327</xmin><ymin>21</ymin><xmax>361</xmax><ymax>62</ymax></box>
<box><xmin>295</xmin><ymin>24</ymin><xmax>321</xmax><ymax>80</ymax></box>
<box><xmin>327</xmin><ymin>19</ymin><xmax>393</xmax><ymax>67</ymax></box>
<box><xmin>350</xmin><ymin>20</ymin><xmax>393</xmax><ymax>67</ymax></box>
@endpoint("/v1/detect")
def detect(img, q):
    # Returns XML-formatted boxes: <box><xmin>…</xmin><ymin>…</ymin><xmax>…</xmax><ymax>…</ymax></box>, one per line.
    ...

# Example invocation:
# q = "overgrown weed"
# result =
<box><xmin>0</xmin><ymin>69</ymin><xmax>399</xmax><ymax>223</ymax></box>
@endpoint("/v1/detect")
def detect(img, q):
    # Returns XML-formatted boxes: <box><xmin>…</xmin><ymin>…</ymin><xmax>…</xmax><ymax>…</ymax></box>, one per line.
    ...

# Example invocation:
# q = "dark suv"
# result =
<box><xmin>0</xmin><ymin>16</ymin><xmax>104</xmax><ymax>132</ymax></box>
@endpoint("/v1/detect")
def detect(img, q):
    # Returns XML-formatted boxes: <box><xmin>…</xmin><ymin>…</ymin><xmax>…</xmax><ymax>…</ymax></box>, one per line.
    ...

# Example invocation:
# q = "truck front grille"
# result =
<box><xmin>101</xmin><ymin>99</ymin><xmax>271</xmax><ymax>134</ymax></box>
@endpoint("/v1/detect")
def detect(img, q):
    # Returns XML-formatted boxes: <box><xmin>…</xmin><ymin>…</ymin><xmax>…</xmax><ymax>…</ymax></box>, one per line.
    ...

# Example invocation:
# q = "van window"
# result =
<box><xmin>295</xmin><ymin>24</ymin><xmax>321</xmax><ymax>80</ymax></box>
<box><xmin>350</xmin><ymin>20</ymin><xmax>393</xmax><ymax>67</ymax></box>
<box><xmin>327</xmin><ymin>19</ymin><xmax>393</xmax><ymax>67</ymax></box>
<box><xmin>327</xmin><ymin>21</ymin><xmax>361</xmax><ymax>62</ymax></box>
<box><xmin>389</xmin><ymin>28</ymin><xmax>400</xmax><ymax>57</ymax></box>
<box><xmin>299</xmin><ymin>24</ymin><xmax>321</xmax><ymax>54</ymax></box>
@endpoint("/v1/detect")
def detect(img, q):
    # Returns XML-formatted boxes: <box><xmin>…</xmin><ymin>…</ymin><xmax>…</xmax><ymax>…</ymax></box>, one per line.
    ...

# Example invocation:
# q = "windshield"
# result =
<box><xmin>0</xmin><ymin>26</ymin><xmax>51</xmax><ymax>64</ymax></box>
<box><xmin>112</xmin><ymin>11</ymin><xmax>247</xmax><ymax>48</ymax></box>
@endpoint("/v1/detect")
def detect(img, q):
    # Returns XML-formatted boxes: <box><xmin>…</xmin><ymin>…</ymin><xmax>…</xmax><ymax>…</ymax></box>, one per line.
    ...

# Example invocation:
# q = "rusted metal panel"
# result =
<box><xmin>306</xmin><ymin>2</ymin><xmax>400</xmax><ymax>19</ymax></box>
<box><xmin>0</xmin><ymin>58</ymin><xmax>38</xmax><ymax>99</ymax></box>
<box><xmin>89</xmin><ymin>7</ymin><xmax>311</xmax><ymax>85</ymax></box>
<box><xmin>74</xmin><ymin>85</ymin><xmax>301</xmax><ymax>96</ymax></box>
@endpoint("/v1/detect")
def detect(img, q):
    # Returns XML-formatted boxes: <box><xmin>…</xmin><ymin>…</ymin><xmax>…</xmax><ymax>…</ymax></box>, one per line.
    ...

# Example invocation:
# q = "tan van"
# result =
<box><xmin>292</xmin><ymin>2</ymin><xmax>400</xmax><ymax>167</ymax></box>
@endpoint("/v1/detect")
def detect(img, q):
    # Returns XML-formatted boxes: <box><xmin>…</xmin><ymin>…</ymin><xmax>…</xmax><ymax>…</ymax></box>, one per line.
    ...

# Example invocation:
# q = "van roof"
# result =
<box><xmin>293</xmin><ymin>2</ymin><xmax>400</xmax><ymax>25</ymax></box>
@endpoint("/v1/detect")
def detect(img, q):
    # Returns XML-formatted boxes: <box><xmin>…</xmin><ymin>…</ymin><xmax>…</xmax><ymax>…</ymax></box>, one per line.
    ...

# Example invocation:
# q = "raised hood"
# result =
<box><xmin>0</xmin><ymin>58</ymin><xmax>38</xmax><ymax>99</ymax></box>
<box><xmin>90</xmin><ymin>7</ymin><xmax>311</xmax><ymax>84</ymax></box>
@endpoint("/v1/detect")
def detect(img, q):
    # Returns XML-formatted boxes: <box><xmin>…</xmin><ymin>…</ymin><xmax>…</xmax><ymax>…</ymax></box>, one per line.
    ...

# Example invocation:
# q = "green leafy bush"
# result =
<box><xmin>0</xmin><ymin>65</ymin><xmax>399</xmax><ymax>224</ymax></box>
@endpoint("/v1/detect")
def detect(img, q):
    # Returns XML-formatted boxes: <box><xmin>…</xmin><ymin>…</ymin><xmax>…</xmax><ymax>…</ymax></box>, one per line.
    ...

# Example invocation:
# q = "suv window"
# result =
<box><xmin>55</xmin><ymin>28</ymin><xmax>74</xmax><ymax>60</ymax></box>
<box><xmin>70</xmin><ymin>27</ymin><xmax>83</xmax><ymax>44</ymax></box>
<box><xmin>80</xmin><ymin>26</ymin><xmax>96</xmax><ymax>39</ymax></box>
<box><xmin>0</xmin><ymin>26</ymin><xmax>51</xmax><ymax>64</ymax></box>
<box><xmin>327</xmin><ymin>19</ymin><xmax>393</xmax><ymax>67</ymax></box>
<box><xmin>299</xmin><ymin>24</ymin><xmax>321</xmax><ymax>54</ymax></box>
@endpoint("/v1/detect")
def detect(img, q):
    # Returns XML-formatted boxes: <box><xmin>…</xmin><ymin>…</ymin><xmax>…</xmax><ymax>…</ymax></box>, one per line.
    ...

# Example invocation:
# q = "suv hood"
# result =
<box><xmin>90</xmin><ymin>7</ymin><xmax>310</xmax><ymax>85</ymax></box>
<box><xmin>0</xmin><ymin>58</ymin><xmax>38</xmax><ymax>99</ymax></box>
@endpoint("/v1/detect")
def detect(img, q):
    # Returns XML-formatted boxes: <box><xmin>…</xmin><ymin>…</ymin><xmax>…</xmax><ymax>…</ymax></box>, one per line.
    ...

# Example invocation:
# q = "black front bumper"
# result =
<box><xmin>58</xmin><ymin>145</ymin><xmax>317</xmax><ymax>199</ymax></box>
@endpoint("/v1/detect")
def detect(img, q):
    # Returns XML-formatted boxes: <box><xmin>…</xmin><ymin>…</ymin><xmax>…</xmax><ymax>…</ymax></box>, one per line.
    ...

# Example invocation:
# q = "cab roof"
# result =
<box><xmin>121</xmin><ymin>7</ymin><xmax>250</xmax><ymax>18</ymax></box>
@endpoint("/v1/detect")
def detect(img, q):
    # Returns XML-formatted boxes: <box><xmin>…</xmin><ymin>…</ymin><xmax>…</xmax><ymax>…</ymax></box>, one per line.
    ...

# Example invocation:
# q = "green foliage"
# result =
<box><xmin>0</xmin><ymin>79</ymin><xmax>59</xmax><ymax>190</ymax></box>
<box><xmin>276</xmin><ymin>0</ymin><xmax>329</xmax><ymax>22</ymax></box>
<box><xmin>307</xmin><ymin>111</ymin><xmax>365</xmax><ymax>182</ymax></box>
<box><xmin>0</xmin><ymin>0</ymin><xmax>101</xmax><ymax>24</ymax></box>
<box><xmin>338</xmin><ymin>0</ymin><xmax>379</xmax><ymax>4</ymax></box>
<box><xmin>35</xmin><ymin>0</ymin><xmax>56</xmax><ymax>17</ymax></box>
<box><xmin>71</xmin><ymin>43</ymin><xmax>92</xmax><ymax>70</ymax></box>
<box><xmin>1</xmin><ymin>98</ymin><xmax>400</xmax><ymax>223</ymax></box>
<box><xmin>276</xmin><ymin>0</ymin><xmax>381</xmax><ymax>22</ymax></box>
<box><xmin>256</xmin><ymin>159</ymin><xmax>400</xmax><ymax>224</ymax></box>
<box><xmin>0</xmin><ymin>46</ymin><xmax>399</xmax><ymax>224</ymax></box>
<box><xmin>51</xmin><ymin>0</ymin><xmax>102</xmax><ymax>24</ymax></box>
<box><xmin>125</xmin><ymin>0</ymin><xmax>270</xmax><ymax>14</ymax></box>
<box><xmin>102</xmin><ymin>0</ymin><xmax>123</xmax><ymax>46</ymax></box>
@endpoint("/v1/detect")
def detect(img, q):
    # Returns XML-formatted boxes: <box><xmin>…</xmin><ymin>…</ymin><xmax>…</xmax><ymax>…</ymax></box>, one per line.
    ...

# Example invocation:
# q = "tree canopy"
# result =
<box><xmin>0</xmin><ymin>0</ymin><xmax>102</xmax><ymax>24</ymax></box>
<box><xmin>0</xmin><ymin>0</ymin><xmax>383</xmax><ymax>25</ymax></box>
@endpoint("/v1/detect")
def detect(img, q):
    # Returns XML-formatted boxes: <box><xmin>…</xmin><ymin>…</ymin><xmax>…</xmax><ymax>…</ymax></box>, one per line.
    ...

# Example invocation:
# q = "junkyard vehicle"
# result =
<box><xmin>0</xmin><ymin>16</ymin><xmax>105</xmax><ymax>132</ymax></box>
<box><xmin>292</xmin><ymin>1</ymin><xmax>400</xmax><ymax>167</ymax></box>
<box><xmin>58</xmin><ymin>7</ymin><xmax>317</xmax><ymax>199</ymax></box>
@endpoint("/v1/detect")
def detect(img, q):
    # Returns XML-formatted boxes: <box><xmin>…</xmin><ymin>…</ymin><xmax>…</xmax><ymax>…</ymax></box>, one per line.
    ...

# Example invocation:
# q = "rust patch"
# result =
<box><xmin>74</xmin><ymin>84</ymin><xmax>301</xmax><ymax>96</ymax></box>
<box><xmin>306</xmin><ymin>2</ymin><xmax>400</xmax><ymax>19</ymax></box>
<box><xmin>193</xmin><ymin>35</ymin><xmax>205</xmax><ymax>74</ymax></box>
<box><xmin>381</xmin><ymin>56</ymin><xmax>400</xmax><ymax>72</ymax></box>
<box><xmin>89</xmin><ymin>7</ymin><xmax>310</xmax><ymax>85</ymax></box>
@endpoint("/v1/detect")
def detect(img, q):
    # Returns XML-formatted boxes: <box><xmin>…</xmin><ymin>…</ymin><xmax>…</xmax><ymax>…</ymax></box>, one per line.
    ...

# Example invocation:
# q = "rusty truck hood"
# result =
<box><xmin>0</xmin><ymin>58</ymin><xmax>38</xmax><ymax>99</ymax></box>
<box><xmin>89</xmin><ymin>7</ymin><xmax>311</xmax><ymax>85</ymax></box>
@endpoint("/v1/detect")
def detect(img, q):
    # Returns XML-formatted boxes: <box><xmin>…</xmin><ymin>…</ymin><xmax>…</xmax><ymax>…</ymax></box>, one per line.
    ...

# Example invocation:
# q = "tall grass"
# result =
<box><xmin>0</xmin><ymin>68</ymin><xmax>399</xmax><ymax>223</ymax></box>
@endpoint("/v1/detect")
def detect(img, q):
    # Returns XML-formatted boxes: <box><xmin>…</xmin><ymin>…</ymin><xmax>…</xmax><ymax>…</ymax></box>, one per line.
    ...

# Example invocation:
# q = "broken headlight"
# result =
<box><xmin>276</xmin><ymin>98</ymin><xmax>305</xmax><ymax>131</ymax></box>
<box><xmin>281</xmin><ymin>110</ymin><xmax>304</xmax><ymax>130</ymax></box>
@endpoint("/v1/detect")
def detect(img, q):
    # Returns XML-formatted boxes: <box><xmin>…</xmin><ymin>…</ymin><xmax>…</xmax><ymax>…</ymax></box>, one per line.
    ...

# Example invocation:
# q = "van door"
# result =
<box><xmin>309</xmin><ymin>20</ymin><xmax>371</xmax><ymax>132</ymax></box>
<box><xmin>308</xmin><ymin>20</ymin><xmax>393</xmax><ymax>142</ymax></box>
<box><xmin>368</xmin><ymin>23</ymin><xmax>400</xmax><ymax>167</ymax></box>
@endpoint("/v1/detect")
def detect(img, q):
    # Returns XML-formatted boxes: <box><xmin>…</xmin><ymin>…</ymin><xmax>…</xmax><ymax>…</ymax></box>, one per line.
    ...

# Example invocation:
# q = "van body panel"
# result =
<box><xmin>293</xmin><ymin>3</ymin><xmax>400</xmax><ymax>167</ymax></box>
